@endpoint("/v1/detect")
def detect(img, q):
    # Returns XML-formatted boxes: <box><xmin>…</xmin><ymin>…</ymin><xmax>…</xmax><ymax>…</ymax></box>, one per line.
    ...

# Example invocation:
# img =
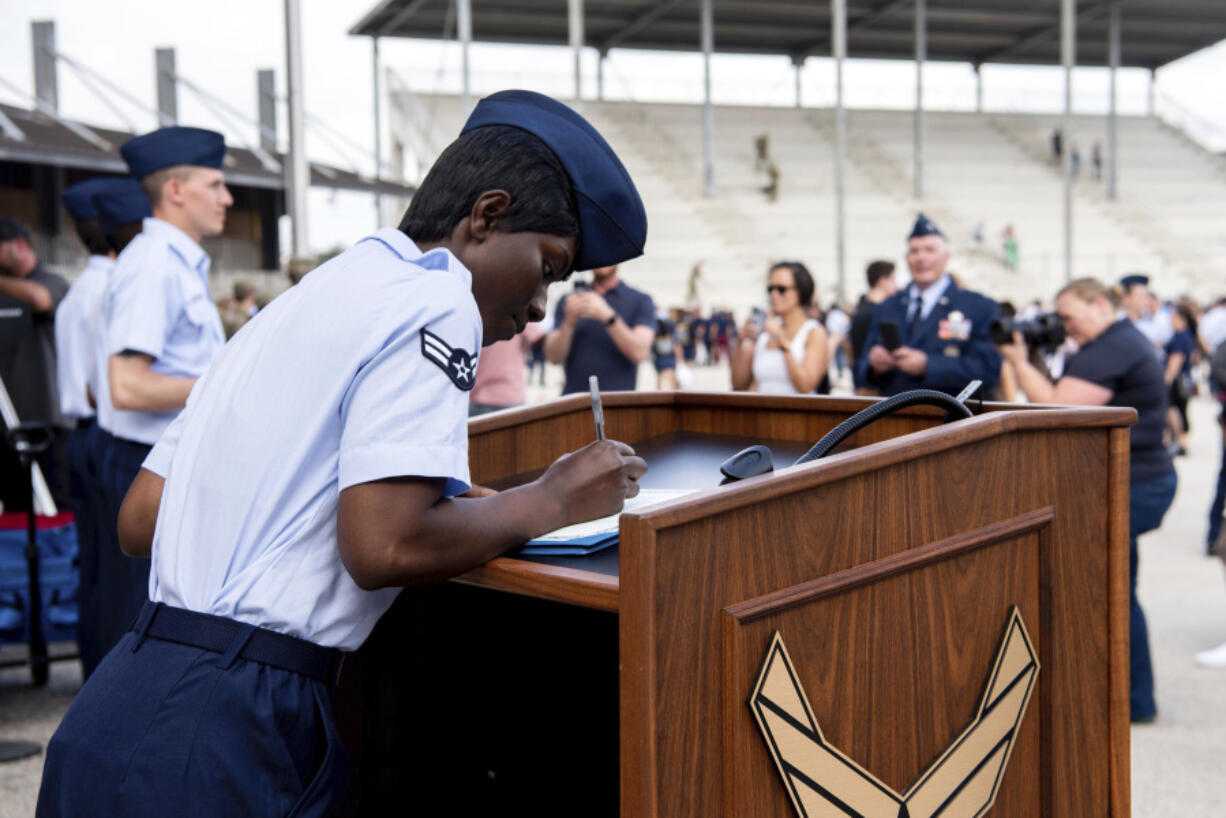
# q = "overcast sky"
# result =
<box><xmin>3</xmin><ymin>1</ymin><xmax>1224</xmax><ymax>255</ymax></box>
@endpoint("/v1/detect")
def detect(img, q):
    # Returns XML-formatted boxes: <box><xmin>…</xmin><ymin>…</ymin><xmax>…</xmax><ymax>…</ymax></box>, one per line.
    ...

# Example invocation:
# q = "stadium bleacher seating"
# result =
<box><xmin>395</xmin><ymin>93</ymin><xmax>1226</xmax><ymax>312</ymax></box>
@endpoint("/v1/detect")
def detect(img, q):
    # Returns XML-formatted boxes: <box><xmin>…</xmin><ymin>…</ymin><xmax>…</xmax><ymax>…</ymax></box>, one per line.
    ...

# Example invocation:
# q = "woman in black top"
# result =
<box><xmin>998</xmin><ymin>278</ymin><xmax>1176</xmax><ymax>724</ymax></box>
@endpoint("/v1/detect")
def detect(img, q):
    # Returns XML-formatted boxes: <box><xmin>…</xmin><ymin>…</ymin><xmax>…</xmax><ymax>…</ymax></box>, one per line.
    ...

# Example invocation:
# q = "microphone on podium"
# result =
<box><xmin>718</xmin><ymin>381</ymin><xmax>983</xmax><ymax>484</ymax></box>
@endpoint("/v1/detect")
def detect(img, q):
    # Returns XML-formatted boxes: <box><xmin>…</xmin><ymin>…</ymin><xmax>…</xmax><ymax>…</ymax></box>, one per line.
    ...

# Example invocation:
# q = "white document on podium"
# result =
<box><xmin>526</xmin><ymin>488</ymin><xmax>700</xmax><ymax>545</ymax></box>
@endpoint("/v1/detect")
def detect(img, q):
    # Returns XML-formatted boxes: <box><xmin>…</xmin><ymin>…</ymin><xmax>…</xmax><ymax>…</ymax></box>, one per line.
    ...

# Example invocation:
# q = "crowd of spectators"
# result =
<box><xmin>511</xmin><ymin>213</ymin><xmax>1226</xmax><ymax>709</ymax></box>
<box><xmin>6</xmin><ymin>186</ymin><xmax>1226</xmax><ymax>715</ymax></box>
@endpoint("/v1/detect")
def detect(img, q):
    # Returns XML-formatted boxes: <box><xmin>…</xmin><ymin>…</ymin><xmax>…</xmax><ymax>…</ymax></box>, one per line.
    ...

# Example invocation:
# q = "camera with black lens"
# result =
<box><xmin>989</xmin><ymin>313</ymin><xmax>1065</xmax><ymax>349</ymax></box>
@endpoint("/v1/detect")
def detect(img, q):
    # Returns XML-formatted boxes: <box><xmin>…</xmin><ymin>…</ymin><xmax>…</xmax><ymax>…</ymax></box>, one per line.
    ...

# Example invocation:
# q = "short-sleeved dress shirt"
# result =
<box><xmin>104</xmin><ymin>217</ymin><xmax>224</xmax><ymax>444</ymax></box>
<box><xmin>55</xmin><ymin>255</ymin><xmax>113</xmax><ymax>420</ymax></box>
<box><xmin>142</xmin><ymin>228</ymin><xmax>481</xmax><ymax>650</ymax></box>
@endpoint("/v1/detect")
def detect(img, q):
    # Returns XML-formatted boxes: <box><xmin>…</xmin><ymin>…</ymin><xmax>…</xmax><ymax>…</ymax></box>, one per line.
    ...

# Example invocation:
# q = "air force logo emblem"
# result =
<box><xmin>750</xmin><ymin>607</ymin><xmax>1038</xmax><ymax>818</ymax></box>
<box><xmin>421</xmin><ymin>328</ymin><xmax>477</xmax><ymax>391</ymax></box>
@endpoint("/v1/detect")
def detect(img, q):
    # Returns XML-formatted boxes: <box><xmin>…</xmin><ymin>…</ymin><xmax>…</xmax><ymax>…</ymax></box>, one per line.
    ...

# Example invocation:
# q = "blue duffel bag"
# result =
<box><xmin>0</xmin><ymin>512</ymin><xmax>79</xmax><ymax>646</ymax></box>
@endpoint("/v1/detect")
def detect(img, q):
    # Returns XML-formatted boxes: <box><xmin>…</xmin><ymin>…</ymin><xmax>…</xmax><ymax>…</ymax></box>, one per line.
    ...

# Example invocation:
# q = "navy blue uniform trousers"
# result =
<box><xmin>38</xmin><ymin>606</ymin><xmax>347</xmax><ymax>817</ymax></box>
<box><xmin>64</xmin><ymin>419</ymin><xmax>108</xmax><ymax>678</ymax></box>
<box><xmin>96</xmin><ymin>431</ymin><xmax>153</xmax><ymax>656</ymax></box>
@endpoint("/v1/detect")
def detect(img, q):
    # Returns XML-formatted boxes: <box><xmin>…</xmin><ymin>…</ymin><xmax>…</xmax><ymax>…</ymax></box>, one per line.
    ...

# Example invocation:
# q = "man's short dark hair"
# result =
<box><xmin>866</xmin><ymin>260</ymin><xmax>895</xmax><ymax>288</ymax></box>
<box><xmin>399</xmin><ymin>126</ymin><xmax>579</xmax><ymax>250</ymax></box>
<box><xmin>109</xmin><ymin>221</ymin><xmax>143</xmax><ymax>254</ymax></box>
<box><xmin>770</xmin><ymin>261</ymin><xmax>815</xmax><ymax>308</ymax></box>
<box><xmin>74</xmin><ymin>217</ymin><xmax>112</xmax><ymax>256</ymax></box>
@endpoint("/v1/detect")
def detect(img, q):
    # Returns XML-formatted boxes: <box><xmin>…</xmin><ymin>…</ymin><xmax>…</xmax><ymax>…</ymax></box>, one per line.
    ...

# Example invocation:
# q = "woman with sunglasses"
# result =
<box><xmin>732</xmin><ymin>261</ymin><xmax>829</xmax><ymax>394</ymax></box>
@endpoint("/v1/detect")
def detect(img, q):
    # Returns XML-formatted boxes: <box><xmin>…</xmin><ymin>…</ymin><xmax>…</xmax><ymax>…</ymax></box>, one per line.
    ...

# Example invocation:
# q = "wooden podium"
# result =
<box><xmin>337</xmin><ymin>392</ymin><xmax>1133</xmax><ymax>817</ymax></box>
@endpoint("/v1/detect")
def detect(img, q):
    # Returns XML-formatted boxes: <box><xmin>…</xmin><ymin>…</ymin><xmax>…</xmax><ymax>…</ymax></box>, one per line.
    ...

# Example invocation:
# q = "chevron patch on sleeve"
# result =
<box><xmin>421</xmin><ymin>327</ymin><xmax>478</xmax><ymax>391</ymax></box>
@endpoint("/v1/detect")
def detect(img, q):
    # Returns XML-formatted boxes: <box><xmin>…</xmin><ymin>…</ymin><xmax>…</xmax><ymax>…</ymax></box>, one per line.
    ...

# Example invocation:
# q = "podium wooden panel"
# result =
<box><xmin>338</xmin><ymin>392</ymin><xmax>1132</xmax><ymax>817</ymax></box>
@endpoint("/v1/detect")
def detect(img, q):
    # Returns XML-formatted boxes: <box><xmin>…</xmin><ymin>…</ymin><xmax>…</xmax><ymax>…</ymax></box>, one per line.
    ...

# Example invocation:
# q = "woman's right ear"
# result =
<box><xmin>468</xmin><ymin>190</ymin><xmax>512</xmax><ymax>242</ymax></box>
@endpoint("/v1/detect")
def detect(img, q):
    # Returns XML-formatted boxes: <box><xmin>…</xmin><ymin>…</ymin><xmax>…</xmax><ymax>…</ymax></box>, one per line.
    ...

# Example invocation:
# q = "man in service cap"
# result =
<box><xmin>55</xmin><ymin>177</ymin><xmax>147</xmax><ymax>678</ymax></box>
<box><xmin>39</xmin><ymin>91</ymin><xmax>649</xmax><ymax>817</ymax></box>
<box><xmin>89</xmin><ymin>126</ymin><xmax>231</xmax><ymax>660</ymax></box>
<box><xmin>856</xmin><ymin>213</ymin><xmax>1001</xmax><ymax>397</ymax></box>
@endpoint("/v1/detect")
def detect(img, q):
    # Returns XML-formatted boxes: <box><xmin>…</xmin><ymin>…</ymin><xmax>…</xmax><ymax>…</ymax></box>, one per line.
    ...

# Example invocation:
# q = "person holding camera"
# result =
<box><xmin>731</xmin><ymin>261</ymin><xmax>828</xmax><ymax>395</ymax></box>
<box><xmin>544</xmin><ymin>264</ymin><xmax>656</xmax><ymax>394</ymax></box>
<box><xmin>997</xmin><ymin>277</ymin><xmax>1175</xmax><ymax>723</ymax></box>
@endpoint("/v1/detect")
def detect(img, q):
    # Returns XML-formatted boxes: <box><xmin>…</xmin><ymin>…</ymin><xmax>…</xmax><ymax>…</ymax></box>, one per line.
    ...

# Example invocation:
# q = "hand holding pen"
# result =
<box><xmin>528</xmin><ymin>375</ymin><xmax>647</xmax><ymax>526</ymax></box>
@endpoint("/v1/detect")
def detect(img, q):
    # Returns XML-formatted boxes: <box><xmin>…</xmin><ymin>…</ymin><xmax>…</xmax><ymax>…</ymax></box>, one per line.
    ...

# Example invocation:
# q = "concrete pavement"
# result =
<box><xmin>3</xmin><ymin>372</ymin><xmax>1224</xmax><ymax>816</ymax></box>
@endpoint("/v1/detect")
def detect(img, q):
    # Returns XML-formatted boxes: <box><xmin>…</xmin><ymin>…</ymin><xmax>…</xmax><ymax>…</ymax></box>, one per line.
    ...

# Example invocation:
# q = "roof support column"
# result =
<box><xmin>792</xmin><ymin>55</ymin><xmax>803</xmax><ymax>108</ymax></box>
<box><xmin>568</xmin><ymin>0</ymin><xmax>584</xmax><ymax>100</ymax></box>
<box><xmin>1107</xmin><ymin>1</ymin><xmax>1119</xmax><ymax>201</ymax></box>
<box><xmin>257</xmin><ymin>68</ymin><xmax>280</xmax><ymax>270</ymax></box>
<box><xmin>156</xmin><ymin>48</ymin><xmax>178</xmax><ymax>126</ymax></box>
<box><xmin>1061</xmin><ymin>0</ymin><xmax>1075</xmax><ymax>283</ymax></box>
<box><xmin>700</xmin><ymin>0</ymin><xmax>714</xmax><ymax>199</ymax></box>
<box><xmin>32</xmin><ymin>21</ymin><xmax>58</xmax><ymax>114</ymax></box>
<box><xmin>597</xmin><ymin>49</ymin><xmax>606</xmax><ymax>101</ymax></box>
<box><xmin>974</xmin><ymin>63</ymin><xmax>983</xmax><ymax>113</ymax></box>
<box><xmin>458</xmin><ymin>0</ymin><xmax>473</xmax><ymax>114</ymax></box>
<box><xmin>373</xmin><ymin>36</ymin><xmax>384</xmax><ymax>226</ymax></box>
<box><xmin>833</xmin><ymin>0</ymin><xmax>847</xmax><ymax>301</ymax></box>
<box><xmin>258</xmin><ymin>69</ymin><xmax>277</xmax><ymax>153</ymax></box>
<box><xmin>284</xmin><ymin>0</ymin><xmax>310</xmax><ymax>257</ymax></box>
<box><xmin>913</xmin><ymin>0</ymin><xmax>926</xmax><ymax>201</ymax></box>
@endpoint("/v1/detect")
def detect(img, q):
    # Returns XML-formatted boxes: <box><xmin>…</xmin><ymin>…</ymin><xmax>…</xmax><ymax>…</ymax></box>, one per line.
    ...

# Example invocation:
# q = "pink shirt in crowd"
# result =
<box><xmin>470</xmin><ymin>322</ymin><xmax>545</xmax><ymax>408</ymax></box>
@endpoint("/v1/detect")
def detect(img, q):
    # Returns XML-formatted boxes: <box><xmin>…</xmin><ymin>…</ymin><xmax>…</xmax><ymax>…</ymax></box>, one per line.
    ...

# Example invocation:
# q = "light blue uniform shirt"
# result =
<box><xmin>54</xmin><ymin>254</ymin><xmax>113</xmax><ymax>420</ymax></box>
<box><xmin>103</xmin><ymin>217</ymin><xmax>224</xmax><ymax>444</ymax></box>
<box><xmin>143</xmin><ymin>229</ymin><xmax>481</xmax><ymax>650</ymax></box>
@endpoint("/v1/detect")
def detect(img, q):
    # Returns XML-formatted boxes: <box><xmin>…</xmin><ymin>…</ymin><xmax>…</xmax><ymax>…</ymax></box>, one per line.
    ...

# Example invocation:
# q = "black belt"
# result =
<box><xmin>130</xmin><ymin>601</ymin><xmax>344</xmax><ymax>685</ymax></box>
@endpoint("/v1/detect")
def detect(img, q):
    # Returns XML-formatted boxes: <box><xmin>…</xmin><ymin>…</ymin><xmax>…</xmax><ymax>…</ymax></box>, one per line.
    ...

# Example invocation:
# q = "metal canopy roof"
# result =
<box><xmin>350</xmin><ymin>0</ymin><xmax>1226</xmax><ymax>70</ymax></box>
<box><xmin>0</xmin><ymin>103</ymin><xmax>414</xmax><ymax>197</ymax></box>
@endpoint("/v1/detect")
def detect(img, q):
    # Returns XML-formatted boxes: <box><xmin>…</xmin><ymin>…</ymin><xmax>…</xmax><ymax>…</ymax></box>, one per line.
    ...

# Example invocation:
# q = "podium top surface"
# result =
<box><xmin>455</xmin><ymin>394</ymin><xmax>1135</xmax><ymax>612</ymax></box>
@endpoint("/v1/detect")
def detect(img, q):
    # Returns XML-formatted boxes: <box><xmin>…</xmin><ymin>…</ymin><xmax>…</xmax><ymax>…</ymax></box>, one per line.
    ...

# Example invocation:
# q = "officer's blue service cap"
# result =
<box><xmin>461</xmin><ymin>90</ymin><xmax>647</xmax><ymax>272</ymax></box>
<box><xmin>120</xmin><ymin>126</ymin><xmax>226</xmax><ymax>179</ymax></box>
<box><xmin>0</xmin><ymin>217</ymin><xmax>31</xmax><ymax>242</ymax></box>
<box><xmin>94</xmin><ymin>178</ymin><xmax>152</xmax><ymax>233</ymax></box>
<box><xmin>1120</xmin><ymin>273</ymin><xmax>1149</xmax><ymax>289</ymax></box>
<box><xmin>61</xmin><ymin>178</ymin><xmax>116</xmax><ymax>222</ymax></box>
<box><xmin>909</xmin><ymin>213</ymin><xmax>944</xmax><ymax>241</ymax></box>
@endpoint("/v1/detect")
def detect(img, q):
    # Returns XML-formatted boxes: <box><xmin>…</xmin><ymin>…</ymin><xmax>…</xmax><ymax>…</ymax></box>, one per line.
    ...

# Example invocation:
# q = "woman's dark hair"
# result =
<box><xmin>399</xmin><ymin>126</ymin><xmax>579</xmax><ymax>249</ymax></box>
<box><xmin>1175</xmin><ymin>303</ymin><xmax>1198</xmax><ymax>339</ymax></box>
<box><xmin>770</xmin><ymin>261</ymin><xmax>815</xmax><ymax>308</ymax></box>
<box><xmin>74</xmin><ymin>218</ymin><xmax>112</xmax><ymax>256</ymax></box>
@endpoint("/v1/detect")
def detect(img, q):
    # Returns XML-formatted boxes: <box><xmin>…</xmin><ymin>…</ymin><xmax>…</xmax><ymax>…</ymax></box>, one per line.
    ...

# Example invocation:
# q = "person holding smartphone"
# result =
<box><xmin>856</xmin><ymin>214</ymin><xmax>1001</xmax><ymax>397</ymax></box>
<box><xmin>731</xmin><ymin>261</ymin><xmax>828</xmax><ymax>394</ymax></box>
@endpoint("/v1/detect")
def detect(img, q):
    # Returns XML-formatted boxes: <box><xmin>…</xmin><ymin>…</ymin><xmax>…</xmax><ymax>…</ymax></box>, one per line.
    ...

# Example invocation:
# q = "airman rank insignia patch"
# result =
<box><xmin>421</xmin><ymin>328</ymin><xmax>477</xmax><ymax>391</ymax></box>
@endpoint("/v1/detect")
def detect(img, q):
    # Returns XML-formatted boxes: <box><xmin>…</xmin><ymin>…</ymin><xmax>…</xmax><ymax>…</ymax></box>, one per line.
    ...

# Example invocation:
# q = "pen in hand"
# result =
<box><xmin>589</xmin><ymin>375</ymin><xmax>605</xmax><ymax>441</ymax></box>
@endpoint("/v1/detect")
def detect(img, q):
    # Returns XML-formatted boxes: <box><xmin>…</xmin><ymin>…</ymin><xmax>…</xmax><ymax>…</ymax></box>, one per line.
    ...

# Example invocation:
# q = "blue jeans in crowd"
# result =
<box><xmin>1129</xmin><ymin>470</ymin><xmax>1178</xmax><ymax>722</ymax></box>
<box><xmin>1208</xmin><ymin>412</ymin><xmax>1226</xmax><ymax>549</ymax></box>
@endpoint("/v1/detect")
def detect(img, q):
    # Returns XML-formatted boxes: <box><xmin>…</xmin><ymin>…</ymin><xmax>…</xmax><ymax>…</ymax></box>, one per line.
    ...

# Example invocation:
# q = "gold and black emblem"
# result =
<box><xmin>749</xmin><ymin>607</ymin><xmax>1038</xmax><ymax>818</ymax></box>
